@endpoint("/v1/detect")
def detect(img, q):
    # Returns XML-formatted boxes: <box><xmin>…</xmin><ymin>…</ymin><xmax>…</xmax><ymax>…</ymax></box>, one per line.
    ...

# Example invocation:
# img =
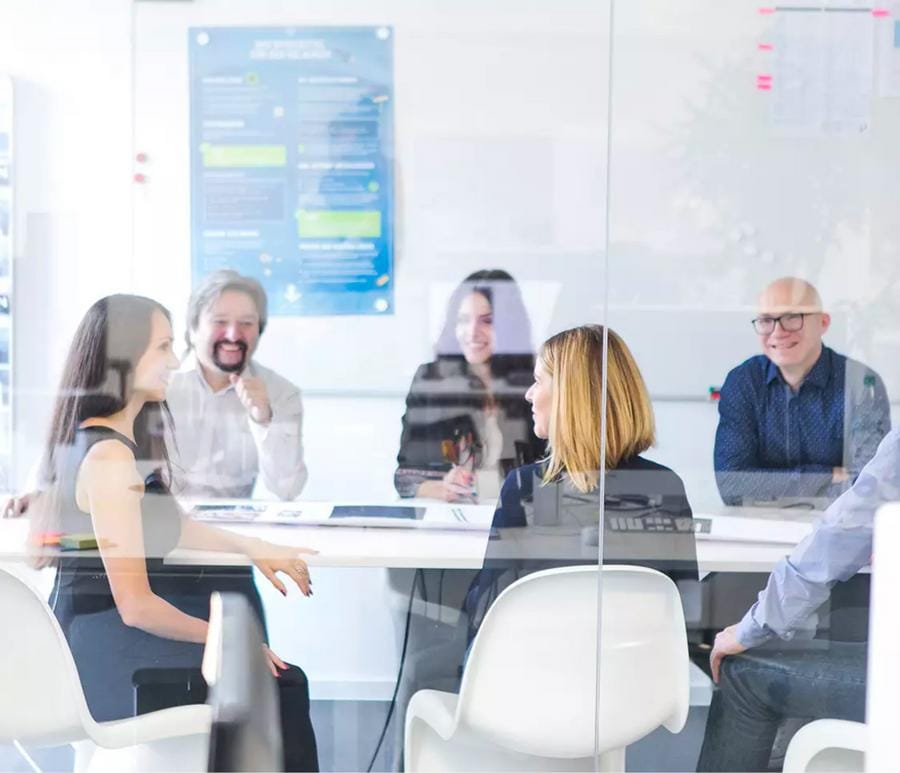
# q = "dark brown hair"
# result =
<box><xmin>39</xmin><ymin>294</ymin><xmax>174</xmax><ymax>484</ymax></box>
<box><xmin>434</xmin><ymin>269</ymin><xmax>535</xmax><ymax>382</ymax></box>
<box><xmin>30</xmin><ymin>295</ymin><xmax>174</xmax><ymax>567</ymax></box>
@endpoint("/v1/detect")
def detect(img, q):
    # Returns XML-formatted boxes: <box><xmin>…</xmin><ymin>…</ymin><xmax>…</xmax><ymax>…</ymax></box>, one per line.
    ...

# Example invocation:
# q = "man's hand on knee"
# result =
<box><xmin>710</xmin><ymin>624</ymin><xmax>747</xmax><ymax>684</ymax></box>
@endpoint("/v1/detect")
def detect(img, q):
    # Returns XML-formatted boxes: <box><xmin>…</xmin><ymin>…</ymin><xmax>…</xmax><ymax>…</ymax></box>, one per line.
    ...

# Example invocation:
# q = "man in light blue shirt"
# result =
<box><xmin>696</xmin><ymin>427</ymin><xmax>900</xmax><ymax>770</ymax></box>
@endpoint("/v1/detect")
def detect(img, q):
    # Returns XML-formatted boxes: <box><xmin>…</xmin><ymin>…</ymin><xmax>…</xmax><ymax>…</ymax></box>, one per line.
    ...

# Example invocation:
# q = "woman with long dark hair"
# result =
<box><xmin>394</xmin><ymin>269</ymin><xmax>544</xmax><ymax>501</ymax></box>
<box><xmin>30</xmin><ymin>295</ymin><xmax>318</xmax><ymax>771</ymax></box>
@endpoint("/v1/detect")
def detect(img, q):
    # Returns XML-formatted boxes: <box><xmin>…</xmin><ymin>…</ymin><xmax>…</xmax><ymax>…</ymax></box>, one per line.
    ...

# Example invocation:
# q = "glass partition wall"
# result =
<box><xmin>138</xmin><ymin>1</ymin><xmax>611</xmax><ymax>770</ymax></box>
<box><xmin>0</xmin><ymin>0</ymin><xmax>888</xmax><ymax>770</ymax></box>
<box><xmin>600</xmin><ymin>0</ymin><xmax>885</xmax><ymax>770</ymax></box>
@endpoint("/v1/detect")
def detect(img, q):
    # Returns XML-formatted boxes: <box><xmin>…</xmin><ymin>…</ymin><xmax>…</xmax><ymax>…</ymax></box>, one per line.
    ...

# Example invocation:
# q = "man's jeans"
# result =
<box><xmin>696</xmin><ymin>641</ymin><xmax>866</xmax><ymax>772</ymax></box>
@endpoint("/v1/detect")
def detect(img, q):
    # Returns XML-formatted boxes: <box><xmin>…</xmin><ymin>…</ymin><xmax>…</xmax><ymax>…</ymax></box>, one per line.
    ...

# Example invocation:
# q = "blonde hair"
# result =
<box><xmin>540</xmin><ymin>325</ymin><xmax>655</xmax><ymax>493</ymax></box>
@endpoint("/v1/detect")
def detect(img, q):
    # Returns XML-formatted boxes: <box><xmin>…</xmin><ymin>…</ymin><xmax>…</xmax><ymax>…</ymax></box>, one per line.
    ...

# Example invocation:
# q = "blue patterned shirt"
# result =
<box><xmin>737</xmin><ymin>427</ymin><xmax>900</xmax><ymax>647</ymax></box>
<box><xmin>714</xmin><ymin>346</ymin><xmax>890</xmax><ymax>506</ymax></box>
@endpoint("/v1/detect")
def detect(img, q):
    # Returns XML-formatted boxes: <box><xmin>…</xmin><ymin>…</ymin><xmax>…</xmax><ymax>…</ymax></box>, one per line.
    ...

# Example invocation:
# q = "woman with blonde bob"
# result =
<box><xmin>535</xmin><ymin>323</ymin><xmax>657</xmax><ymax>492</ymax></box>
<box><xmin>464</xmin><ymin>324</ymin><xmax>698</xmax><ymax>636</ymax></box>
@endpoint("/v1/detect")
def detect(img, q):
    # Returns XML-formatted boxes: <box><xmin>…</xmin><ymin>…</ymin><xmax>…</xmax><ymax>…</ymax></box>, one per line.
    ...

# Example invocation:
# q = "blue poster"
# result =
<box><xmin>189</xmin><ymin>26</ymin><xmax>394</xmax><ymax>316</ymax></box>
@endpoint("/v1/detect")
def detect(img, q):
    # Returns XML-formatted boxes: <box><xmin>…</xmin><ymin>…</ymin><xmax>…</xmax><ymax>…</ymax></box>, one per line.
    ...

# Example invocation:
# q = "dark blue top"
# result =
<box><xmin>714</xmin><ymin>346</ymin><xmax>890</xmax><ymax>506</ymax></box>
<box><xmin>463</xmin><ymin>455</ymin><xmax>699</xmax><ymax>641</ymax></box>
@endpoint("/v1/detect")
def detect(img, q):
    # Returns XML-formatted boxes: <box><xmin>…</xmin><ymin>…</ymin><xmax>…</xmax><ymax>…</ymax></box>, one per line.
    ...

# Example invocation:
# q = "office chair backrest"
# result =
<box><xmin>0</xmin><ymin>564</ymin><xmax>95</xmax><ymax>747</ymax></box>
<box><xmin>457</xmin><ymin>564</ymin><xmax>689</xmax><ymax>759</ymax></box>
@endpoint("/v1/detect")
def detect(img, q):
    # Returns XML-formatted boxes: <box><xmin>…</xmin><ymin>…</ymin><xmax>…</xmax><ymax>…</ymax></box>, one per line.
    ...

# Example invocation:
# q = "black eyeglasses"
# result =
<box><xmin>751</xmin><ymin>312</ymin><xmax>818</xmax><ymax>335</ymax></box>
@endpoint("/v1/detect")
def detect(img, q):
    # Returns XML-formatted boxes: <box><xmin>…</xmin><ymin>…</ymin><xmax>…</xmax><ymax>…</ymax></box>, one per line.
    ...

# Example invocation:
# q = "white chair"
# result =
<box><xmin>0</xmin><ymin>563</ymin><xmax>211</xmax><ymax>772</ymax></box>
<box><xmin>781</xmin><ymin>719</ymin><xmax>866</xmax><ymax>773</ymax></box>
<box><xmin>404</xmin><ymin>564</ymin><xmax>689</xmax><ymax>772</ymax></box>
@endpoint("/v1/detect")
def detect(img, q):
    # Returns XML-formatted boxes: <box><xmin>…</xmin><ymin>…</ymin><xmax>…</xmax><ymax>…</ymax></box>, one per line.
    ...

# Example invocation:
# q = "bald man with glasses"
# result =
<box><xmin>714</xmin><ymin>277</ymin><xmax>890</xmax><ymax>506</ymax></box>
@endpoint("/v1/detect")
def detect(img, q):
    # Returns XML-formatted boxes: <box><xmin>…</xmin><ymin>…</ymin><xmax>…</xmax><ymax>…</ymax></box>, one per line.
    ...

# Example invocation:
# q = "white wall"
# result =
<box><xmin>6</xmin><ymin>0</ymin><xmax>899</xmax><ymax>494</ymax></box>
<box><xmin>0</xmin><ymin>0</ymin><xmax>135</xmax><ymax>486</ymax></box>
<box><xmin>2</xmin><ymin>0</ymin><xmax>613</xmax><ymax>491</ymax></box>
<box><xmin>131</xmin><ymin>0</ymin><xmax>609</xmax><ymax>402</ymax></box>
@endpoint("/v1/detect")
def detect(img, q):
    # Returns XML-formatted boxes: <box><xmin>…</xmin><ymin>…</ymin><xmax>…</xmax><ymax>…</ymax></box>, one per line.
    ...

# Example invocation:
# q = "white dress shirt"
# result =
<box><xmin>166</xmin><ymin>355</ymin><xmax>308</xmax><ymax>500</ymax></box>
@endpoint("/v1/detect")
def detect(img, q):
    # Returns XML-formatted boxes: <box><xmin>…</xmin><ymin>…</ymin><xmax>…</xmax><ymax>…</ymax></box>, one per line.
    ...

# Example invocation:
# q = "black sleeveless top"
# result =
<box><xmin>52</xmin><ymin>426</ymin><xmax>183</xmax><ymax>628</ymax></box>
<box><xmin>48</xmin><ymin>427</ymin><xmax>267</xmax><ymax>726</ymax></box>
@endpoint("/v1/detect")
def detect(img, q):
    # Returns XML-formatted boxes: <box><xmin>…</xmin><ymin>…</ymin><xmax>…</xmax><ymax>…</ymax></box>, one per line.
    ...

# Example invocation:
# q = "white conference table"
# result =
<box><xmin>0</xmin><ymin>499</ymin><xmax>821</xmax><ymax>574</ymax></box>
<box><xmin>177</xmin><ymin>500</ymin><xmax>821</xmax><ymax>576</ymax></box>
<box><xmin>0</xmin><ymin>499</ymin><xmax>825</xmax><ymax>704</ymax></box>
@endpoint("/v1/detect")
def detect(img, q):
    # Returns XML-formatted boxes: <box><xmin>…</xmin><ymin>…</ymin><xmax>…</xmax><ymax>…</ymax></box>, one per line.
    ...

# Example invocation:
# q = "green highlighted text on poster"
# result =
<box><xmin>201</xmin><ymin>145</ymin><xmax>287</xmax><ymax>168</ymax></box>
<box><xmin>297</xmin><ymin>210</ymin><xmax>382</xmax><ymax>238</ymax></box>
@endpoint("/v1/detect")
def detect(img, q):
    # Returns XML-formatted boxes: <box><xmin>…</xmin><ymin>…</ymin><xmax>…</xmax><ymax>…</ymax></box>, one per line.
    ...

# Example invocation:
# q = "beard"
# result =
<box><xmin>211</xmin><ymin>339</ymin><xmax>249</xmax><ymax>373</ymax></box>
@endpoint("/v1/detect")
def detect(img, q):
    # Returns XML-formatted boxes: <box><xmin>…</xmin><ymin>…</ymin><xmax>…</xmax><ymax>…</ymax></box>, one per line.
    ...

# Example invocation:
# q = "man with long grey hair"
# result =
<box><xmin>166</xmin><ymin>269</ymin><xmax>308</xmax><ymax>500</ymax></box>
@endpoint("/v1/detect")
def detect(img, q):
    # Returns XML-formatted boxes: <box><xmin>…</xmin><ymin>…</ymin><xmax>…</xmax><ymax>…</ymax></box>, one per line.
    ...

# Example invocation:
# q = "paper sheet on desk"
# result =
<box><xmin>189</xmin><ymin>504</ymin><xmax>306</xmax><ymax>525</ymax></box>
<box><xmin>696</xmin><ymin>515</ymin><xmax>812</xmax><ymax>545</ymax></box>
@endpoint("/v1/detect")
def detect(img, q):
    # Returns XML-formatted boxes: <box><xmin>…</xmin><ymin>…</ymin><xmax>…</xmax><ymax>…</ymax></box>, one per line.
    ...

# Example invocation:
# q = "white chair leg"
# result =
<box><xmin>597</xmin><ymin>746</ymin><xmax>625</xmax><ymax>772</ymax></box>
<box><xmin>72</xmin><ymin>740</ymin><xmax>97</xmax><ymax>773</ymax></box>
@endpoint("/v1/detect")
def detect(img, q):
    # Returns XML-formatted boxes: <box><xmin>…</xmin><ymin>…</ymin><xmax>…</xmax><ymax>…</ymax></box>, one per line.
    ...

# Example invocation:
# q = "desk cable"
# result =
<box><xmin>366</xmin><ymin>568</ymin><xmax>423</xmax><ymax>773</ymax></box>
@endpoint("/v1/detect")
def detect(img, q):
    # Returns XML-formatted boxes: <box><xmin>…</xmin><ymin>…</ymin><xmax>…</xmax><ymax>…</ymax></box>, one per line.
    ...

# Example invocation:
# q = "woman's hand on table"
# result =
<box><xmin>246</xmin><ymin>539</ymin><xmax>317</xmax><ymax>598</ymax></box>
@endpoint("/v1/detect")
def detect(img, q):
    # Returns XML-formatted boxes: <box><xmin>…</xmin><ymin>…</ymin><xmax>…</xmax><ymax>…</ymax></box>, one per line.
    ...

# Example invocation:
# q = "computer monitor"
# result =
<box><xmin>203</xmin><ymin>592</ymin><xmax>283</xmax><ymax>772</ymax></box>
